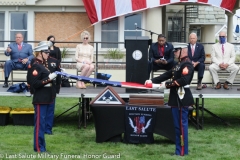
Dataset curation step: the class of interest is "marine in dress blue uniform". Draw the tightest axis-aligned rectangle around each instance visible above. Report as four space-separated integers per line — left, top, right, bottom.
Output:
27 41 57 153
45 56 61 135
146 43 194 156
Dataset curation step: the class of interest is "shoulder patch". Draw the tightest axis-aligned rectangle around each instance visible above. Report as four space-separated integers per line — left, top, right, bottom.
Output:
182 67 189 75
32 70 38 76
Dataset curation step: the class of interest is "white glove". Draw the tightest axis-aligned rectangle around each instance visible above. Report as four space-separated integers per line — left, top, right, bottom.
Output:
145 81 166 89
48 72 57 80
144 80 152 85
159 82 166 90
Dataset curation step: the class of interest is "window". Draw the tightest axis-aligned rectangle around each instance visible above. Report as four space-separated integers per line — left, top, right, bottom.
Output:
10 12 28 41
189 28 201 42
0 13 4 47
101 18 119 48
167 17 184 42
124 13 142 38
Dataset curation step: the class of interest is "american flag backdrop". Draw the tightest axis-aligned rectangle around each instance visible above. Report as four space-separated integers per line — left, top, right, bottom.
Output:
83 0 236 24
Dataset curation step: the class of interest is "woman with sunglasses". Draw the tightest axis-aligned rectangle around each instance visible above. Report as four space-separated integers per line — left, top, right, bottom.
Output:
75 30 94 89
27 41 59 153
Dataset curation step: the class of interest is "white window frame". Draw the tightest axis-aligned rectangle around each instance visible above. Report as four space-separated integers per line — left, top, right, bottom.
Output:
94 11 145 51
10 12 28 42
101 17 119 49
124 13 143 39
0 12 5 48
0 9 34 49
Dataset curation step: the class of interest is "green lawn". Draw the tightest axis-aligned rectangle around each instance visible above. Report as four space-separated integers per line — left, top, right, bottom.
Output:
0 97 240 160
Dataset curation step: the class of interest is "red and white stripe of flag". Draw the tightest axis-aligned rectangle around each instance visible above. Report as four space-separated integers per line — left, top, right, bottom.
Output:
83 0 236 24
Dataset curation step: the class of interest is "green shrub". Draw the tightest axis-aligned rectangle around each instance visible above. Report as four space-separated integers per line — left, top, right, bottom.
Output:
104 48 124 59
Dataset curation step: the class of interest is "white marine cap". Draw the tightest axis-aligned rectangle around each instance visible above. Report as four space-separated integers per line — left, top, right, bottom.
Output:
172 42 188 52
34 41 53 52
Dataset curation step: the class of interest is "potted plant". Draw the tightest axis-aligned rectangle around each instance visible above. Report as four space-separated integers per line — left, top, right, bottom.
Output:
104 48 124 64
235 54 240 62
61 47 72 63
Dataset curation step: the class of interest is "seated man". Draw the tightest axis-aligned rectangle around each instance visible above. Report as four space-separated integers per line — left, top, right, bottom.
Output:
188 33 205 90
148 34 175 79
3 32 34 88
209 31 239 90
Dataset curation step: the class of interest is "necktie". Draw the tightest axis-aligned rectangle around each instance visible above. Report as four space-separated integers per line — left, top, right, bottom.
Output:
159 46 163 57
222 44 224 55
191 45 194 57
18 44 22 51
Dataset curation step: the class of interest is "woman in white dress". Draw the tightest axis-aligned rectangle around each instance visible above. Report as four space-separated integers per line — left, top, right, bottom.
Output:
75 30 94 89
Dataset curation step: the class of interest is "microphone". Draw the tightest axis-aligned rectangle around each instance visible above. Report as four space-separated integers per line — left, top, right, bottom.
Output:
135 23 137 30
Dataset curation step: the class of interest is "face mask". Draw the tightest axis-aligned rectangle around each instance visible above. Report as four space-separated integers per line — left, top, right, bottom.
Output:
51 41 55 45
219 37 226 44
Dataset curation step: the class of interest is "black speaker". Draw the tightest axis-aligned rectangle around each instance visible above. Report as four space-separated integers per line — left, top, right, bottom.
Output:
125 36 149 93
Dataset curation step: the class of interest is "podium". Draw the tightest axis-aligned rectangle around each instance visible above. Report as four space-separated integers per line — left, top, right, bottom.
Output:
125 36 149 93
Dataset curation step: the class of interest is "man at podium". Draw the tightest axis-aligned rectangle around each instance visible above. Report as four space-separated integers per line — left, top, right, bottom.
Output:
147 34 175 79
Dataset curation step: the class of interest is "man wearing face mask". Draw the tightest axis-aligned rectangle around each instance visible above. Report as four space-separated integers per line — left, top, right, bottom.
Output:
47 35 62 63
209 31 239 90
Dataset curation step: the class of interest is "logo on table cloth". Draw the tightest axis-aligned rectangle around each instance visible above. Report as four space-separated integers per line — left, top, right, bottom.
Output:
128 116 152 134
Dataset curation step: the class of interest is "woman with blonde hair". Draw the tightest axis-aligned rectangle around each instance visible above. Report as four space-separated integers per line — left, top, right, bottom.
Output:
75 30 94 89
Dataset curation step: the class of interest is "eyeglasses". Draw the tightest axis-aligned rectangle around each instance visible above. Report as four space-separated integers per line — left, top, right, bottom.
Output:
83 37 89 40
219 36 226 38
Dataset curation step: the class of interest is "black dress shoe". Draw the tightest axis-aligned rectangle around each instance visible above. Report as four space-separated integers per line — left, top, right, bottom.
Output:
2 83 8 88
45 132 53 135
170 153 179 156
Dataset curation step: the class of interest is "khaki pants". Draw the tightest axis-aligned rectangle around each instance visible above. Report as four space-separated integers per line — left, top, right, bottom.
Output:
209 63 239 84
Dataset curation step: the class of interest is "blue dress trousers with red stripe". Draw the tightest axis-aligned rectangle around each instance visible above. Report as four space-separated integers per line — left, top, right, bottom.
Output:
152 56 194 156
45 57 61 134
27 58 58 152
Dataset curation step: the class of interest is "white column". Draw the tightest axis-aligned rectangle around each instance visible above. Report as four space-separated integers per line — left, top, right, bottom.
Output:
201 25 215 54
27 10 34 47
226 12 234 43
94 22 101 50
146 7 162 43
4 11 9 48
118 16 125 49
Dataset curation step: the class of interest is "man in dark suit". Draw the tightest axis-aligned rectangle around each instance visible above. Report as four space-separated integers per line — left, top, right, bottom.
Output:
148 34 175 79
188 33 205 90
3 32 34 88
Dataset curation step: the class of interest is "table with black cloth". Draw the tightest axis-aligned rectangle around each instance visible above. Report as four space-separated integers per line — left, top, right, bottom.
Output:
91 104 175 143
